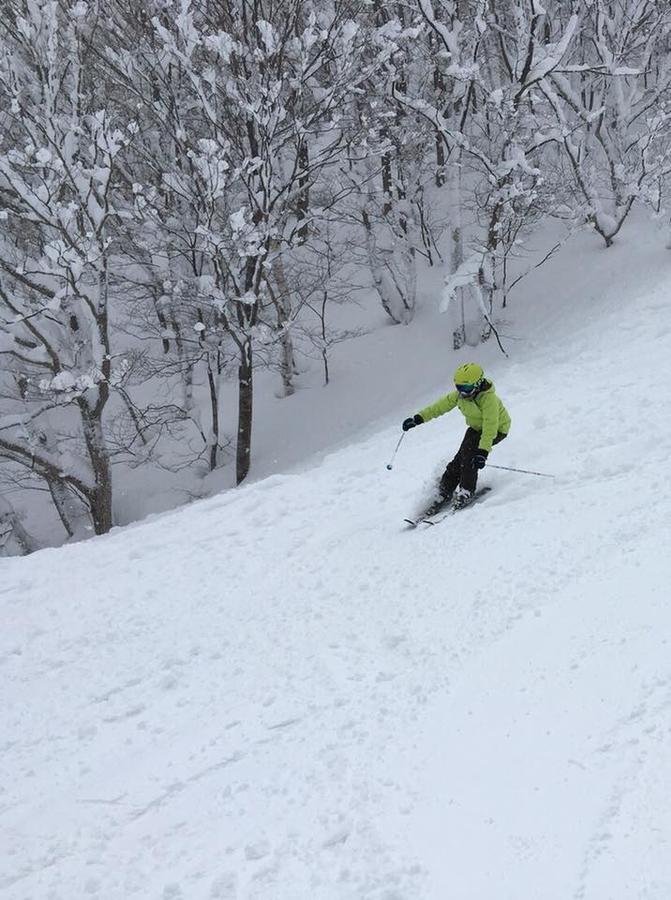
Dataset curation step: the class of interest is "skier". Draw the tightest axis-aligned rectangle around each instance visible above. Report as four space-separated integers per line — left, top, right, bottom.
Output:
402 362 511 511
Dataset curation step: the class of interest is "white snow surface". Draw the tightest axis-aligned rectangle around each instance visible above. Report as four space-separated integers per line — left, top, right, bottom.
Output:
3 227 671 899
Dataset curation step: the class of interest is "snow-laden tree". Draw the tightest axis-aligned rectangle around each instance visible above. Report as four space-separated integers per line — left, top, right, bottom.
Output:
336 2 451 329
0 0 134 537
105 0 395 483
392 0 579 346
349 3 426 326
542 0 671 246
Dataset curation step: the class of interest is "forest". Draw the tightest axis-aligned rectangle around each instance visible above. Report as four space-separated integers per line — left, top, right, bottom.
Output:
1 0 669 552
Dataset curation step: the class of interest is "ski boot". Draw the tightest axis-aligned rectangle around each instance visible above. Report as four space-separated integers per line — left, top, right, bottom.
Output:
421 494 452 519
452 486 473 510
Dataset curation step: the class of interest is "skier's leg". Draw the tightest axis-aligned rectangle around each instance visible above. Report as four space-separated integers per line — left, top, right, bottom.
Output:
457 428 481 494
440 429 477 498
459 431 506 496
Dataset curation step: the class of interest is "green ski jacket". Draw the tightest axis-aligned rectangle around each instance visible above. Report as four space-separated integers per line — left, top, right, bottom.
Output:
418 382 511 452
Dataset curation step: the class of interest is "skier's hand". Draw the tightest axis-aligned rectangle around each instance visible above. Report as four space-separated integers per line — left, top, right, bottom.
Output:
473 449 488 469
402 414 424 431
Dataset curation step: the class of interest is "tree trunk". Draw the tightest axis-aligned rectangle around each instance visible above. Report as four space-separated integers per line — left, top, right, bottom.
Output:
448 159 466 348
88 424 113 535
272 252 297 397
279 331 296 397
206 356 220 471
236 338 253 485
47 480 77 538
296 141 309 243
79 400 113 535
433 63 446 186
90 479 113 535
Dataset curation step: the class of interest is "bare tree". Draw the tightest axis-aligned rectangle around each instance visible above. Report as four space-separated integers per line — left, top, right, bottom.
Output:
543 0 671 246
106 0 394 483
0 0 133 536
392 0 579 345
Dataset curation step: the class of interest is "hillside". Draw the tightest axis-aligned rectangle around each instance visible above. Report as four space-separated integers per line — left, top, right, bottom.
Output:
3 222 671 899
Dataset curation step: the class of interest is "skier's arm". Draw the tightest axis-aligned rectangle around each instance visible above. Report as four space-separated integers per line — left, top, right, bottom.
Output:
417 391 458 423
477 391 499 451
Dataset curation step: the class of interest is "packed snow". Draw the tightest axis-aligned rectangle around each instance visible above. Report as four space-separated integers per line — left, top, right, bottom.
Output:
2 224 671 899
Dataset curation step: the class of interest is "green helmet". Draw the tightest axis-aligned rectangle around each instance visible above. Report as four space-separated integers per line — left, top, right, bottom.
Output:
453 362 485 397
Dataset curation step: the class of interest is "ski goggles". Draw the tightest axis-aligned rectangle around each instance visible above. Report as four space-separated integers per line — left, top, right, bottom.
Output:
455 382 478 395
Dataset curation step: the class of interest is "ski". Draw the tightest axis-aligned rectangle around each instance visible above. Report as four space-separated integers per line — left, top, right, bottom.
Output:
403 499 449 528
425 486 492 524
404 486 492 528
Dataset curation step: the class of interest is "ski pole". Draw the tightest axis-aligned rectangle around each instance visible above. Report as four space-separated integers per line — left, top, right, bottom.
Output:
488 463 555 479
386 432 406 471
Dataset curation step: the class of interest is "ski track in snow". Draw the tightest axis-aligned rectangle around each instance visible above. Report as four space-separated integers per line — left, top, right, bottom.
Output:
2 274 671 897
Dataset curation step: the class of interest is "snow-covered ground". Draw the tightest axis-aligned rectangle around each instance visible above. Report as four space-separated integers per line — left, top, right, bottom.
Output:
3 220 671 899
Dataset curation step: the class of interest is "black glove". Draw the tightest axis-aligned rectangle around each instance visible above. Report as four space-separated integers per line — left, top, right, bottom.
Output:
473 449 488 469
402 414 424 432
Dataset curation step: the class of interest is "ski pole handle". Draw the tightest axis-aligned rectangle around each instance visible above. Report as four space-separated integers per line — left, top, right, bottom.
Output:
386 432 406 471
488 463 554 478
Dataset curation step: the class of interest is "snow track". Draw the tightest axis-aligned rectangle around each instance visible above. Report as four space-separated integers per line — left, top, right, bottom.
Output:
3 270 671 897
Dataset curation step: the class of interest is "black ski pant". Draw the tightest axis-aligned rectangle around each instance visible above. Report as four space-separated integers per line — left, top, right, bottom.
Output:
439 427 507 497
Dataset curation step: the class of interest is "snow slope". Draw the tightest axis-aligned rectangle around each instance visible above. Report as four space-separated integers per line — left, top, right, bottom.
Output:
3 229 671 899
